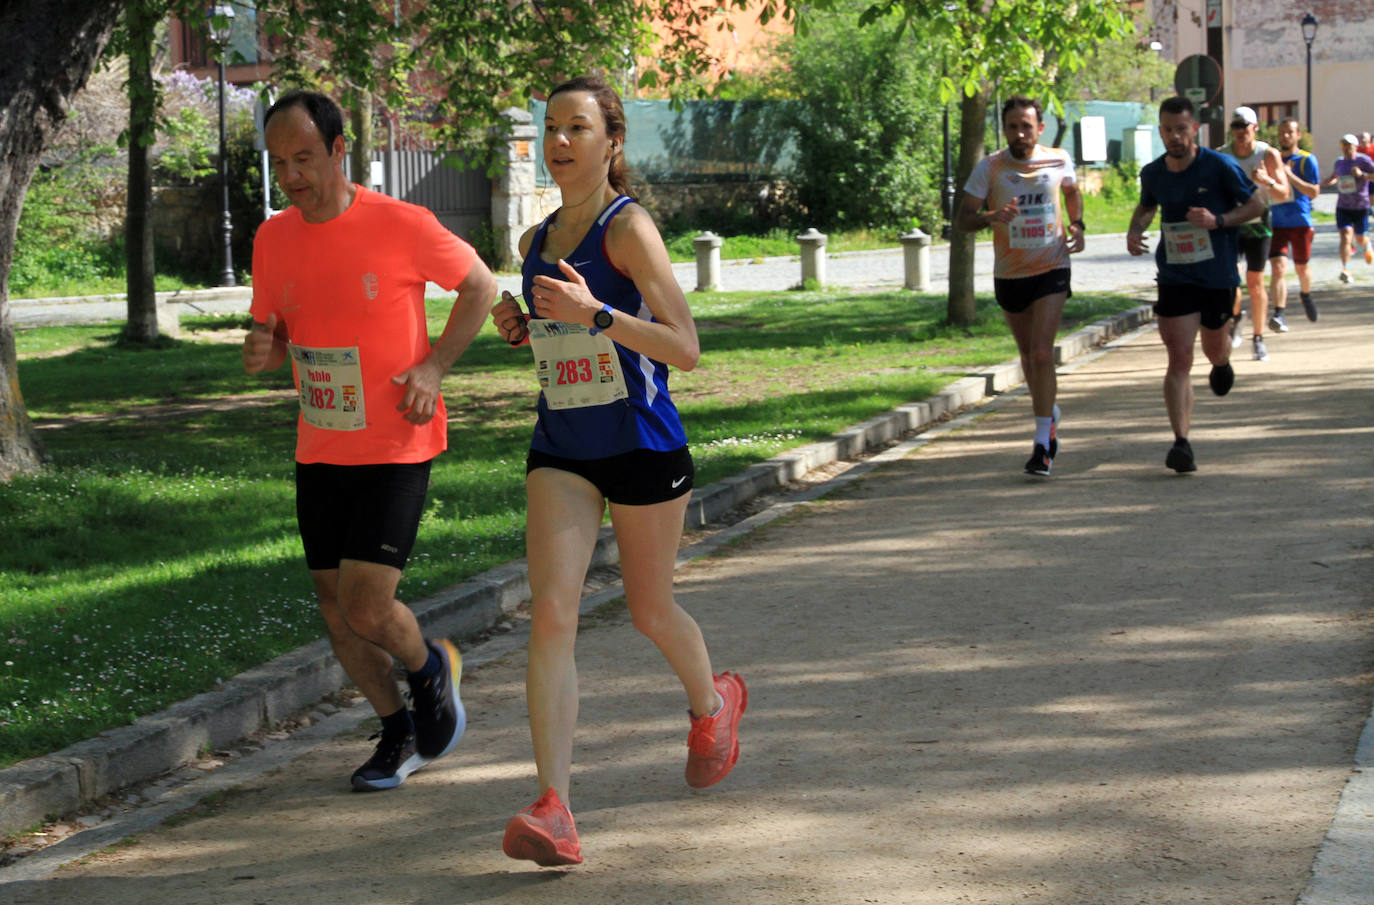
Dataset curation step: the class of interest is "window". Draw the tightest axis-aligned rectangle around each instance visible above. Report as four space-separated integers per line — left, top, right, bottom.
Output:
1250 102 1299 126
180 2 259 66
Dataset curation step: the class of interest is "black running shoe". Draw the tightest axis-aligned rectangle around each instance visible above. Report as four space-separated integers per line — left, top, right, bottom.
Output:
351 728 426 791
410 639 466 760
1165 438 1197 473
1024 443 1053 476
1208 362 1235 397
1301 293 1318 322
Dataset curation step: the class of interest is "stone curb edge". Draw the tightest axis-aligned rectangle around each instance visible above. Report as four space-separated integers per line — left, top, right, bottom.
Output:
0 303 1155 837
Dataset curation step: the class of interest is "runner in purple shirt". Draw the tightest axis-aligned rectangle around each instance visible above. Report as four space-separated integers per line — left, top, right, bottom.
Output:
1322 134 1374 282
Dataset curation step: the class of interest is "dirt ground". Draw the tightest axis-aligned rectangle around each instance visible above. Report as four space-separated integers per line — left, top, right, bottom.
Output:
3 292 1372 905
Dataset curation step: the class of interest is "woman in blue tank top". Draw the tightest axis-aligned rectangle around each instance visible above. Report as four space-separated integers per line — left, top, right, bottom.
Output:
490 76 747 868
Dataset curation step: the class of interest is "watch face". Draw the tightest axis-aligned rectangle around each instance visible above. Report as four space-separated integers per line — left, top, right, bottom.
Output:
594 308 614 329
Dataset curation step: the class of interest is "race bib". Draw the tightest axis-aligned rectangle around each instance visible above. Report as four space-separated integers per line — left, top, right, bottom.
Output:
528 320 627 411
1009 202 1059 249
1338 174 1358 194
1162 221 1215 265
290 344 366 431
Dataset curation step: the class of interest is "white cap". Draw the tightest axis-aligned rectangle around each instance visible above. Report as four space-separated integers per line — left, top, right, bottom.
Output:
1230 106 1258 126
1342 133 1359 145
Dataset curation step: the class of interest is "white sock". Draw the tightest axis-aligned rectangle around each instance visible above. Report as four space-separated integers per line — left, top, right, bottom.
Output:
1034 416 1053 448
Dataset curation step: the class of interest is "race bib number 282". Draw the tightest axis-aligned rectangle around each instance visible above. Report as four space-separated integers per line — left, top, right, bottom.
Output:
290 344 367 431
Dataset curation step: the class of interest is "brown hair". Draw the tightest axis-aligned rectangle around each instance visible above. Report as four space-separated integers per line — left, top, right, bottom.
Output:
1001 95 1043 125
548 75 634 198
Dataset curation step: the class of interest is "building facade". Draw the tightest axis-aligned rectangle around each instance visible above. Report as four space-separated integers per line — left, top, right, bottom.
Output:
1149 0 1374 157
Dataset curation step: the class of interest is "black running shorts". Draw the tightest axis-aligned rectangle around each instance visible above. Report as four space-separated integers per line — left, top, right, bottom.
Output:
295 460 432 571
526 445 694 506
1237 232 1271 273
993 267 1072 314
1154 282 1236 330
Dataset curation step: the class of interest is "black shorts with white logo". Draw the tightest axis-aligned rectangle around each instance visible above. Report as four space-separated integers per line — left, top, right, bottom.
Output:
295 459 432 571
993 267 1073 313
527 445 694 506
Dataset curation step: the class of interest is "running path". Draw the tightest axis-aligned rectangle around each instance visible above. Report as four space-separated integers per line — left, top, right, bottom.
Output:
4 288 1369 902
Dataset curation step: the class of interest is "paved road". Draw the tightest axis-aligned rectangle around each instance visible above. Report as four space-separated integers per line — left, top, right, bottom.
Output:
8 217 1363 326
2 286 1370 901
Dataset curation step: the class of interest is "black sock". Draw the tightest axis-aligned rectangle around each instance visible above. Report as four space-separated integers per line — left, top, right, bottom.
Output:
407 647 441 685
1175 434 1188 446
380 708 414 738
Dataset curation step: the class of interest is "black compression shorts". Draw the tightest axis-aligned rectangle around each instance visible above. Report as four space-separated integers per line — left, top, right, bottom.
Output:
295 460 432 571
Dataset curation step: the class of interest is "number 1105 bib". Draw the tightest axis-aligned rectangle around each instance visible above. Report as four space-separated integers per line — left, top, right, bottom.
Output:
528 320 628 410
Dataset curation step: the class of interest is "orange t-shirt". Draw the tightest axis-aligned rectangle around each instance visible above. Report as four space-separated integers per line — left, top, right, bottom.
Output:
250 186 477 465
963 145 1077 279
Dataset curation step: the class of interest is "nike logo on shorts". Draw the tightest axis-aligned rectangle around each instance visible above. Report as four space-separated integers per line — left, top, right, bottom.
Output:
671 475 687 488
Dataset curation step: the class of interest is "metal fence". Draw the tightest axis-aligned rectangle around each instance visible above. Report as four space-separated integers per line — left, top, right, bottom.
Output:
344 151 490 243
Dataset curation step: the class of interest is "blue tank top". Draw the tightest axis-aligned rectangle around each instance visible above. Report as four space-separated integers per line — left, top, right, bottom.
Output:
521 195 688 459
1272 150 1318 228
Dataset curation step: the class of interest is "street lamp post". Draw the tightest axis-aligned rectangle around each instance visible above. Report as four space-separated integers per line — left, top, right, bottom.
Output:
209 4 236 287
1302 13 1318 135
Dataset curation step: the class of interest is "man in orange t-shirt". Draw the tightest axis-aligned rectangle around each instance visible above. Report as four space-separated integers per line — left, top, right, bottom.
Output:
243 91 497 792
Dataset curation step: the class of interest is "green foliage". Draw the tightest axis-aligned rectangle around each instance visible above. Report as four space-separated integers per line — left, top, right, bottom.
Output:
772 7 944 230
1055 19 1174 104
1097 161 1141 204
851 0 1134 115
11 165 125 297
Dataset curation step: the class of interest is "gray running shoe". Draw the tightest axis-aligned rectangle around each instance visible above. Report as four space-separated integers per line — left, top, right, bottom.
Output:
1252 336 1269 362
1229 316 1244 348
351 728 426 791
1269 310 1288 332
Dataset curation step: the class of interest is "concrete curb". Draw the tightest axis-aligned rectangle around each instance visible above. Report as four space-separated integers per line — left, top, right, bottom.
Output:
7 286 253 309
0 302 1154 836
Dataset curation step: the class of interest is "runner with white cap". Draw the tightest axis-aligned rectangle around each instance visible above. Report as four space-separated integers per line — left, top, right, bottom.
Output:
1322 134 1374 283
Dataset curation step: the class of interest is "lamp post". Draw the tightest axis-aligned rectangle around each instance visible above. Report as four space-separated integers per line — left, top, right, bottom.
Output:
209 3 236 287
1301 13 1317 135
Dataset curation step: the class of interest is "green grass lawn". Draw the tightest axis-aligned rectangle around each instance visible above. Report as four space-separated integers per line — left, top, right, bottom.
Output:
0 287 1148 769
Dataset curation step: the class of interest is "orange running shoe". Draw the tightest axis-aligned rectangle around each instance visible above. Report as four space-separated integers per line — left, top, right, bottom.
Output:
503 788 583 866
685 671 748 788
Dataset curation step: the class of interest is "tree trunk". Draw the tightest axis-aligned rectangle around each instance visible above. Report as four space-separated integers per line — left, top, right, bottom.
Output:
350 94 373 191
124 0 159 344
947 86 991 326
0 0 126 480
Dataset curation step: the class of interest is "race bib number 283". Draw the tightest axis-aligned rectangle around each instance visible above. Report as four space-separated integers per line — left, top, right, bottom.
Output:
528 320 628 410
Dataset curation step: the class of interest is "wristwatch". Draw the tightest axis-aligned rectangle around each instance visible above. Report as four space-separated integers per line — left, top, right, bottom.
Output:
1070 219 1085 230
590 304 614 335
1216 213 1225 229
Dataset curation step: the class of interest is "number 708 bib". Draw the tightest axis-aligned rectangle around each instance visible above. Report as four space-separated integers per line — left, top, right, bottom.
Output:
528 320 628 410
